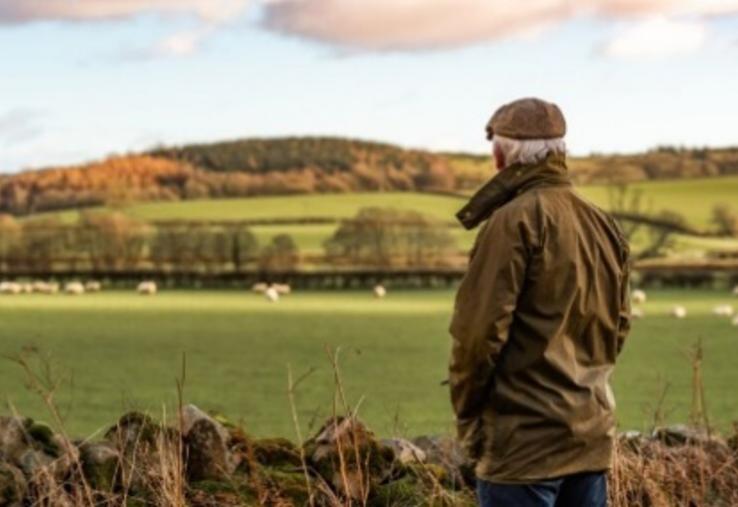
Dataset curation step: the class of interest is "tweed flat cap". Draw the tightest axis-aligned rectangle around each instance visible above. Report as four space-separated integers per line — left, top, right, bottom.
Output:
486 97 566 140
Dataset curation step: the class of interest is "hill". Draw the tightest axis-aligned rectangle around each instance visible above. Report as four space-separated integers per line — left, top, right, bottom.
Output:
1 137 737 216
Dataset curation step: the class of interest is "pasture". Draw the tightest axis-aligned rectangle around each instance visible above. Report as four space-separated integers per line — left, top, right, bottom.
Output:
47 176 738 230
39 177 738 257
1 288 737 438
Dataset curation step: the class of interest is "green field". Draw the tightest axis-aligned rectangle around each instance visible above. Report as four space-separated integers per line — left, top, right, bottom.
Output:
1 289 737 438
50 176 738 229
41 176 738 256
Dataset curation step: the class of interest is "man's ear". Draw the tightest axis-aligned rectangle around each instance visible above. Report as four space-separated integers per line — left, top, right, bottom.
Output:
493 142 506 171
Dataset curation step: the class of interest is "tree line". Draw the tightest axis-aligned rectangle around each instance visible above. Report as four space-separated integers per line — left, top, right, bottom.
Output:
0 208 458 276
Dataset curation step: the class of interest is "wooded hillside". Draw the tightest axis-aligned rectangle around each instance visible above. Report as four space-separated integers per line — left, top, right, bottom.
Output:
1 137 736 216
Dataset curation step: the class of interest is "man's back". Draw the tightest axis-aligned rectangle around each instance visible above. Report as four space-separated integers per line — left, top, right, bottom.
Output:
449 153 631 483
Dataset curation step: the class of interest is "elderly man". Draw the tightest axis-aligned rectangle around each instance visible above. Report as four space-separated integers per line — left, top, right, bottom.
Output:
449 98 631 507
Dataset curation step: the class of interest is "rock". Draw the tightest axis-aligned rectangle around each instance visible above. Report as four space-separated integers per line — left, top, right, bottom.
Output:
652 425 717 447
0 417 28 461
79 441 120 491
251 437 302 469
381 438 426 465
412 435 475 489
24 420 62 457
305 417 394 501
181 405 236 481
16 448 74 482
0 462 26 507
105 412 162 453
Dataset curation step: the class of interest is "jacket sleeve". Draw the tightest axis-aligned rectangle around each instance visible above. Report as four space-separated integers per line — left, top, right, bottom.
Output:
616 244 632 356
448 210 533 455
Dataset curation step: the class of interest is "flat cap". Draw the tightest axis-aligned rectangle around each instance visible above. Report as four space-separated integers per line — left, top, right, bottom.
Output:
486 97 566 140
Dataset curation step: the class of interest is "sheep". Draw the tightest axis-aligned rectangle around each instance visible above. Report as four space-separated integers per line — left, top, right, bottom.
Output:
373 284 387 299
252 282 269 294
631 289 647 305
671 305 687 319
64 282 85 295
32 281 49 293
712 304 735 317
631 307 644 319
264 286 280 303
137 281 157 295
272 283 291 295
20 283 33 294
85 281 102 293
0 282 22 295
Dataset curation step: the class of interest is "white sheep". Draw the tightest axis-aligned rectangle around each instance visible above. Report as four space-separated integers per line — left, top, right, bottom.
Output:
0 282 22 295
137 281 157 295
631 307 644 319
712 304 735 317
85 281 102 293
631 289 647 305
671 305 687 319
251 282 269 293
264 286 280 303
64 282 85 295
272 283 291 295
373 284 387 299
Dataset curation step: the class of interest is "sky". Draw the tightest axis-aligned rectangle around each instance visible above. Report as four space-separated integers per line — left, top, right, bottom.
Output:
0 0 737 173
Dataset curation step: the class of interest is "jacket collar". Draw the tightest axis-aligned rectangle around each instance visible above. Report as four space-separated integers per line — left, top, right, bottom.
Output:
456 152 571 230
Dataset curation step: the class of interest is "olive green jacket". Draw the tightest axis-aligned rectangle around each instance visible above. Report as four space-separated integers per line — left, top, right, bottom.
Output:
449 153 631 483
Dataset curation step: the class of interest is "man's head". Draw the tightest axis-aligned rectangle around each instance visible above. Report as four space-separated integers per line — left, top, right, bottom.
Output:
486 98 567 171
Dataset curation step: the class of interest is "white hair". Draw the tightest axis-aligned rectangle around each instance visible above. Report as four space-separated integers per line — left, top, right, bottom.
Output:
494 135 566 167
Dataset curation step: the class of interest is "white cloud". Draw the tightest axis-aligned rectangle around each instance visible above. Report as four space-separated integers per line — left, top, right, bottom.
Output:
0 0 736 56
604 17 707 58
260 0 738 52
0 0 250 24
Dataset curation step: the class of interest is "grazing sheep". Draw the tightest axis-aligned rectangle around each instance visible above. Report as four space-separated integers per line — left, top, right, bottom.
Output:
712 304 735 317
631 289 647 304
264 286 280 303
631 307 644 319
251 282 269 293
0 282 22 295
273 283 291 295
20 283 33 294
64 282 85 295
137 281 157 295
373 284 387 299
671 305 687 319
85 281 102 293
32 281 49 293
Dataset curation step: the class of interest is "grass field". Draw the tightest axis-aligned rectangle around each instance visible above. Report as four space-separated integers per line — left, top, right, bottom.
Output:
48 176 738 230
42 176 738 256
1 289 737 439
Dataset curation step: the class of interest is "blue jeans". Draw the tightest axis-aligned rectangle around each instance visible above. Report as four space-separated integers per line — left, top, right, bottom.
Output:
477 472 608 507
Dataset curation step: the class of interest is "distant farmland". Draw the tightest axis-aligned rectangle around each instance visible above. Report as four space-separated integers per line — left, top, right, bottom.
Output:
37 176 738 255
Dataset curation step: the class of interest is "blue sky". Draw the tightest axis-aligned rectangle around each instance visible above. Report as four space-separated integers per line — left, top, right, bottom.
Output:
0 0 737 173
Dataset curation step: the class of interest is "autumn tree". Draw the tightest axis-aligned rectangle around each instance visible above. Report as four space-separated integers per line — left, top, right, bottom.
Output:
259 234 299 273
324 207 456 268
